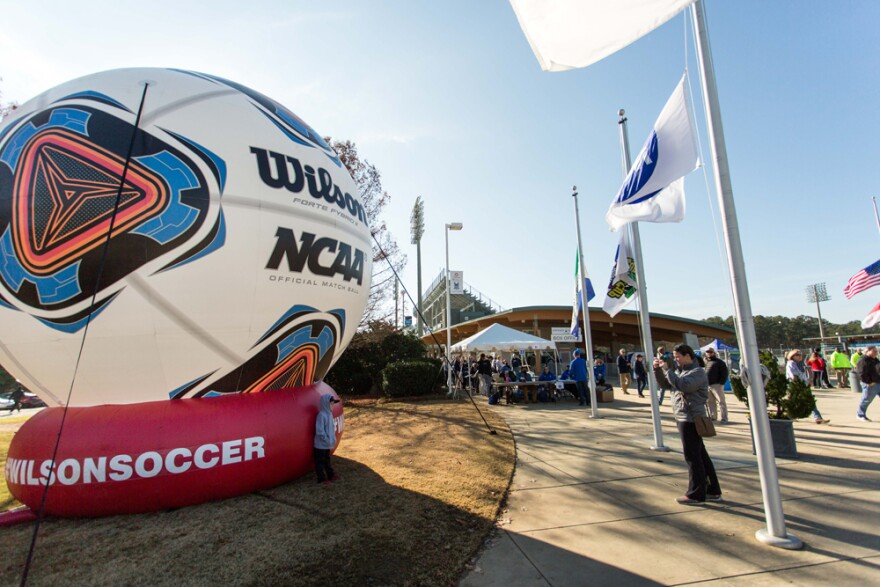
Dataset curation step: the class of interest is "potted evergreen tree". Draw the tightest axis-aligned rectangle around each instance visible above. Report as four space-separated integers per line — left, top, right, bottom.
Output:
729 351 817 458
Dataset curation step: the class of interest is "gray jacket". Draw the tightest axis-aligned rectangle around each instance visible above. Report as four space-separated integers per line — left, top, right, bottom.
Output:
653 361 709 422
314 394 337 450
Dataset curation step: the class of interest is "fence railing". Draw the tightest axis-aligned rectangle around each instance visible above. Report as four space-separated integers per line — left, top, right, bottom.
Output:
422 270 505 314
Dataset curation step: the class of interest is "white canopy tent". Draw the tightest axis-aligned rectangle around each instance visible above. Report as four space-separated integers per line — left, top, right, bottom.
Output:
450 323 559 380
450 323 557 354
448 323 561 400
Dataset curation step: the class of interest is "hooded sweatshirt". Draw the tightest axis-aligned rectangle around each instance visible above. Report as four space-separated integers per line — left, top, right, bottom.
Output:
314 394 337 450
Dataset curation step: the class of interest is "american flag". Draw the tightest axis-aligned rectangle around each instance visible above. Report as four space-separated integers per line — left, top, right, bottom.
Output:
844 259 880 299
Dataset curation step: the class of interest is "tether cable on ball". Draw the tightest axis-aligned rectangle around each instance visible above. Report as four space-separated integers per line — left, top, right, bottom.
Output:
19 83 151 587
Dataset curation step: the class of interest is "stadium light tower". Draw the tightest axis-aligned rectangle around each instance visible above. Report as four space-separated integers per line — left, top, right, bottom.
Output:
805 282 830 340
410 197 425 336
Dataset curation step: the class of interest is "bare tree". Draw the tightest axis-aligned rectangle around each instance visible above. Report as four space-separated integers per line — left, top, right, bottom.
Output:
326 138 406 327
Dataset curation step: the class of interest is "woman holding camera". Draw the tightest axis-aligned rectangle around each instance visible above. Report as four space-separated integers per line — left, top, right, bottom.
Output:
653 344 722 505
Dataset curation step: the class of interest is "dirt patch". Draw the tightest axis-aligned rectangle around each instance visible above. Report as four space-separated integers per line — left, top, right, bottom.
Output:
1 398 514 585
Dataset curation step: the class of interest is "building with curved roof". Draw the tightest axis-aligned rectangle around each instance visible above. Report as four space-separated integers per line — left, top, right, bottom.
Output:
420 304 735 365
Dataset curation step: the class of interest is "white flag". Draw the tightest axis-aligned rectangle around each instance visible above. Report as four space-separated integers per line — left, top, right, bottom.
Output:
605 75 699 231
603 229 638 318
863 302 880 329
570 252 596 337
509 0 695 72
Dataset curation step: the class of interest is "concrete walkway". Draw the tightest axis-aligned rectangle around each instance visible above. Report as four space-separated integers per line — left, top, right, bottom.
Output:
461 385 880 586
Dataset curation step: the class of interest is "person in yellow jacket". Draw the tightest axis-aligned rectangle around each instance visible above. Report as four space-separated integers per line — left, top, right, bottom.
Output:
830 348 852 388
851 348 863 371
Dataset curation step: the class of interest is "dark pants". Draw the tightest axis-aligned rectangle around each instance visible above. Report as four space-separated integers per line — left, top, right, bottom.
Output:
313 447 335 483
636 378 647 396
676 421 721 501
575 381 591 406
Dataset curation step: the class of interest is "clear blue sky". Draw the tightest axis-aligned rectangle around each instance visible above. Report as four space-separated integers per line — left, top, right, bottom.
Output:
3 0 879 325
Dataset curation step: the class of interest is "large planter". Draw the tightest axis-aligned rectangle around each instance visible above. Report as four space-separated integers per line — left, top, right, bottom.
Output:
850 370 863 394
748 416 797 459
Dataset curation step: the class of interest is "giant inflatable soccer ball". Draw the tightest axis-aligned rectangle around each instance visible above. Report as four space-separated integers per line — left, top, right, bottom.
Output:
0 68 369 516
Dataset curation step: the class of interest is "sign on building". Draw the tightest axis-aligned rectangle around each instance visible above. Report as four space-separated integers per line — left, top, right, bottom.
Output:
551 326 582 342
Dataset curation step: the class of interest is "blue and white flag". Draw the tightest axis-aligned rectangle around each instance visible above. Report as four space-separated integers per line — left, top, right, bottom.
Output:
603 229 638 318
605 75 699 231
570 252 596 337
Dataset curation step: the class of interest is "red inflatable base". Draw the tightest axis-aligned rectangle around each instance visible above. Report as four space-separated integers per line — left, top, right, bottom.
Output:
0 507 37 526
4 383 342 517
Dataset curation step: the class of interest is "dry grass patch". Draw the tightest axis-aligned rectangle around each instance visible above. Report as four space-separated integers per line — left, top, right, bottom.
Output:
1 398 514 586
1 413 32 511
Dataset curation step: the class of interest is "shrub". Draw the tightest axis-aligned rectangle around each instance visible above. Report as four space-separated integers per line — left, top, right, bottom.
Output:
729 350 817 420
381 332 428 364
381 360 442 398
783 377 817 420
325 347 376 395
324 323 430 396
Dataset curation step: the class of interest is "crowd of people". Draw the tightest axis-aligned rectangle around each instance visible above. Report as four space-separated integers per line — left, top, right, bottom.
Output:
440 340 879 506
442 342 879 424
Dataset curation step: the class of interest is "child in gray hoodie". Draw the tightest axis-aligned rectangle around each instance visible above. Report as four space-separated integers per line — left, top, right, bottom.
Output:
314 394 340 484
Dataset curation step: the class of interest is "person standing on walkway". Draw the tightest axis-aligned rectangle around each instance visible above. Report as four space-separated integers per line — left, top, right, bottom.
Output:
786 350 830 424
806 352 827 389
653 344 721 504
617 349 632 395
703 348 729 422
814 347 833 389
655 346 674 405
830 348 851 388
855 345 880 422
570 349 591 406
477 353 493 396
633 354 648 398
851 348 863 371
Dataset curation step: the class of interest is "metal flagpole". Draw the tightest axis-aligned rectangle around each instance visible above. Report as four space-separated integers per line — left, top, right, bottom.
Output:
692 0 801 549
572 187 600 417
873 196 880 236
618 110 668 451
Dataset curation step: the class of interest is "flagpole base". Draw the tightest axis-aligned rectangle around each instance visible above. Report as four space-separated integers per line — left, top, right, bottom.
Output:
756 529 803 550
589 414 603 419
650 445 671 452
